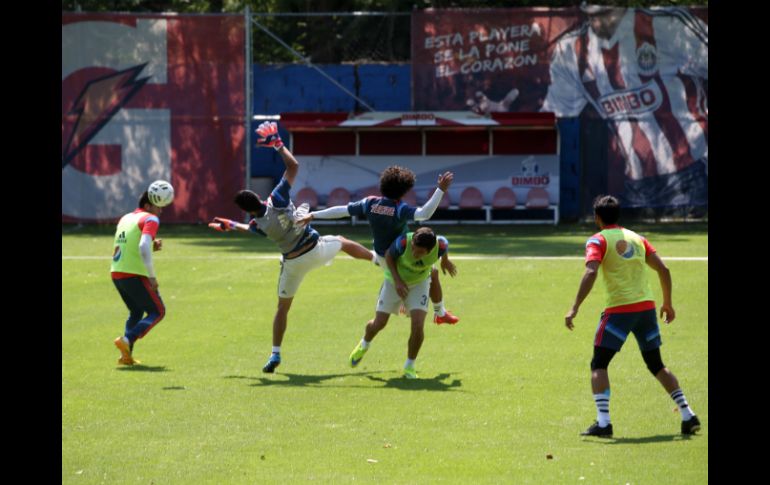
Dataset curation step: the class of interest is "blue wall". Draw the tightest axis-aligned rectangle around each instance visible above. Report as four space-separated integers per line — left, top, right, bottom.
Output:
251 63 411 182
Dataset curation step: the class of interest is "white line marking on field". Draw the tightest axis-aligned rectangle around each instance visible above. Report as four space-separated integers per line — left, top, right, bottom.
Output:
62 255 708 261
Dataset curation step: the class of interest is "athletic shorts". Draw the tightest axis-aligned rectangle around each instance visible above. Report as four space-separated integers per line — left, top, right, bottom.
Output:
278 236 342 298
376 277 431 315
594 308 662 352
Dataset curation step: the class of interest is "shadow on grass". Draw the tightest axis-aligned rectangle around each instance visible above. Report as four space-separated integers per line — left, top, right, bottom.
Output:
224 371 464 391
116 365 169 372
366 372 463 391
583 434 694 444
225 371 380 388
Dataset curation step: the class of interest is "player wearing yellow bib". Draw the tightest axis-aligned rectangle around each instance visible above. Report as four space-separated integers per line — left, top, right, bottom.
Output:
111 189 168 365
565 195 700 437
348 227 457 379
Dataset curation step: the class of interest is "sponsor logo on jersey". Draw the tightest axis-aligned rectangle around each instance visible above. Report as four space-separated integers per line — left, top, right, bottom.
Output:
370 204 396 216
598 81 662 119
615 239 635 259
636 42 658 76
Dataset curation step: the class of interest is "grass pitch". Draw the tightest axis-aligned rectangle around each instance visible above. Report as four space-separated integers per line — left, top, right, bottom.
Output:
62 223 707 484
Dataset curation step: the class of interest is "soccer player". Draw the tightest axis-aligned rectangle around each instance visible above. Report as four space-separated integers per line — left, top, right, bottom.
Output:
209 121 378 373
298 166 460 325
348 227 457 379
469 4 708 210
110 186 169 365
565 195 700 437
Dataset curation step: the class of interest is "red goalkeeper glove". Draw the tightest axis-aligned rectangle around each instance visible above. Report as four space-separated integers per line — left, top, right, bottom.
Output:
208 217 237 232
256 121 284 150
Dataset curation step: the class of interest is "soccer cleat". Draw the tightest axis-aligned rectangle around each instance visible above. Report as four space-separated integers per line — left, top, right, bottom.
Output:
117 356 140 366
262 353 281 373
580 421 613 437
404 365 420 379
114 337 132 361
433 310 459 325
403 365 419 379
681 415 701 435
349 342 368 367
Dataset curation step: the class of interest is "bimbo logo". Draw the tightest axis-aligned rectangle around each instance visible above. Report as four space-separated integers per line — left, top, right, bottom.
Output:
511 157 549 186
598 81 662 119
401 113 436 126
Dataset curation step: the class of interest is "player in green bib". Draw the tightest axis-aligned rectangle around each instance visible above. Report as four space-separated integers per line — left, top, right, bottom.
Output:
348 227 457 379
111 188 170 365
565 195 701 437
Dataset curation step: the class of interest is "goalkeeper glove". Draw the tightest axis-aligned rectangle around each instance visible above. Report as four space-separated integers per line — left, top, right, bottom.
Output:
256 121 284 150
209 217 237 232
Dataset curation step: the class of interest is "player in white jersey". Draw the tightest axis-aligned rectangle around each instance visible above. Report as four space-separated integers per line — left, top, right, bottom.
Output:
470 4 708 210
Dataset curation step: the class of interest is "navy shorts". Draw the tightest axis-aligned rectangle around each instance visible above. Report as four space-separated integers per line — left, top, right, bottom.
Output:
594 309 662 352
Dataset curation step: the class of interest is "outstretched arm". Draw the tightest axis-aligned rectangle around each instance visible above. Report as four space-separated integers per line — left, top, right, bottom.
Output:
297 205 351 226
256 121 298 186
208 217 252 233
276 146 299 187
564 260 600 330
414 172 454 221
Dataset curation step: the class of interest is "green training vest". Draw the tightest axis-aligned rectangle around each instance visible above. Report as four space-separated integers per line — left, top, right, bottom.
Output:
384 232 440 286
110 211 151 276
599 227 655 308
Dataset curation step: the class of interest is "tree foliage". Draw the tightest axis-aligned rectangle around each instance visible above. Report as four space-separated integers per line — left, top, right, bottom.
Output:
63 0 707 63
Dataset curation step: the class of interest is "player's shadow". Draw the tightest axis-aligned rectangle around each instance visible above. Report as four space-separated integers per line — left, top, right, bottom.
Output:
224 371 380 387
586 434 694 444
366 372 463 392
116 365 169 372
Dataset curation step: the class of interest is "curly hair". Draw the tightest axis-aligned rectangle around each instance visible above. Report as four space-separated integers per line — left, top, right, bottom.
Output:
379 165 416 200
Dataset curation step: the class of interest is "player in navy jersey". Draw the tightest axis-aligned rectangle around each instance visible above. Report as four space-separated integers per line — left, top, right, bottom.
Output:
299 165 460 324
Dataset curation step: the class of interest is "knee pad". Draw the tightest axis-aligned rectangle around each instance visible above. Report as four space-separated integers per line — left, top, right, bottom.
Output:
642 348 665 375
590 346 616 370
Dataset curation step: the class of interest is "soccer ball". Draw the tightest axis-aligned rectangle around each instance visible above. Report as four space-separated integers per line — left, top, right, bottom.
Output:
148 180 175 207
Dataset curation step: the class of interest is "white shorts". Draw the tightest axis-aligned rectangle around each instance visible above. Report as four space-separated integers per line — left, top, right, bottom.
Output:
278 236 342 298
376 277 431 315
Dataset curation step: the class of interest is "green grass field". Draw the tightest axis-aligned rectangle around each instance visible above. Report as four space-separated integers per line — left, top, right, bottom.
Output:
62 223 707 484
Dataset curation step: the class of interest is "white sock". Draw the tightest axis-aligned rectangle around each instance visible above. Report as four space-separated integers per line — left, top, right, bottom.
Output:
405 358 415 368
272 346 281 354
370 250 378 264
360 338 370 349
122 336 130 345
670 388 695 420
594 390 611 427
433 300 446 317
